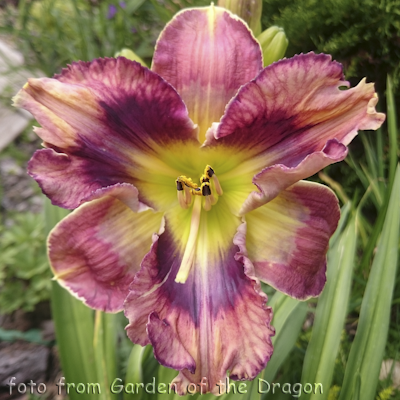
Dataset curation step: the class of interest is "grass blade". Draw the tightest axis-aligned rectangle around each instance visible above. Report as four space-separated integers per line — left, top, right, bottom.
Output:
262 292 308 386
301 214 357 400
386 76 398 191
338 165 400 400
123 345 145 400
360 76 398 272
45 198 98 400
93 311 119 400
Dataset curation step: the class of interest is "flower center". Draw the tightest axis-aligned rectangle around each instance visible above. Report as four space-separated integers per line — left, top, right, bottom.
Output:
174 165 223 284
175 165 223 211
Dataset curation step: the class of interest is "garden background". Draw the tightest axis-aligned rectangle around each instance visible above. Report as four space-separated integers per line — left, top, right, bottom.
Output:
0 0 399 399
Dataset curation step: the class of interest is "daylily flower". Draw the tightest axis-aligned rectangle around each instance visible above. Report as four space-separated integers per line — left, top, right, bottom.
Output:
14 5 384 395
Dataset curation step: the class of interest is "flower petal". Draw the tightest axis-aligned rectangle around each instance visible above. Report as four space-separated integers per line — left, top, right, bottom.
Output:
124 208 273 394
14 57 197 209
152 5 262 143
28 148 129 210
245 181 340 300
48 183 163 312
240 139 347 214
208 52 384 167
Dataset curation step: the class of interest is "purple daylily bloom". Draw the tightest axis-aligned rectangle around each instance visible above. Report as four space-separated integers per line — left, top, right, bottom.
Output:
13 5 385 395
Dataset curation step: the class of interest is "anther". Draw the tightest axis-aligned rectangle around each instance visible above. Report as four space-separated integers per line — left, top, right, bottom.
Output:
176 177 190 208
205 165 215 178
201 182 211 196
205 165 222 195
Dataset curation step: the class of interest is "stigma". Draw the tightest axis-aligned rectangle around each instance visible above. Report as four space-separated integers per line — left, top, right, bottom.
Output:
176 165 223 211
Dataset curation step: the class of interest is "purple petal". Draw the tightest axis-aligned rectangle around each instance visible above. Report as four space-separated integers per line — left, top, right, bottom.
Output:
48 183 163 312
124 217 274 394
212 53 384 158
205 53 384 171
205 53 384 212
246 181 340 299
240 139 347 214
14 58 197 209
152 5 262 143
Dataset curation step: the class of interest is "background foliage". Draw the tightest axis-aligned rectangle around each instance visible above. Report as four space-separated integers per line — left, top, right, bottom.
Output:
261 0 400 94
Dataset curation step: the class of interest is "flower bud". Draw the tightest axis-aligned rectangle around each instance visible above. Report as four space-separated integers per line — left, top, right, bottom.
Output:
257 26 288 66
114 49 147 67
218 0 262 35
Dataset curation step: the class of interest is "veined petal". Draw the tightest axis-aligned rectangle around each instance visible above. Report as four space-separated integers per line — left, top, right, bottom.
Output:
124 203 274 394
208 52 384 169
13 57 197 209
28 148 131 210
152 5 262 143
240 139 347 214
48 183 163 312
245 181 340 300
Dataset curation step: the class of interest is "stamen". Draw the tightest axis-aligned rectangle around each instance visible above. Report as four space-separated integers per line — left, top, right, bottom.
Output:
205 165 223 195
203 195 212 211
184 185 192 205
201 182 211 196
176 165 222 210
204 165 215 178
177 190 188 209
176 179 188 209
176 180 183 191
175 196 202 283
212 175 223 195
210 193 217 205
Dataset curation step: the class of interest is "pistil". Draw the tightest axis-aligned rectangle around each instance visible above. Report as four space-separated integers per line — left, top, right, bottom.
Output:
174 165 223 283
175 196 202 283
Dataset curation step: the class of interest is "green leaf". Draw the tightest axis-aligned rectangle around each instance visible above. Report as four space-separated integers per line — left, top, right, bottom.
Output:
123 344 145 400
262 291 308 384
45 198 98 400
301 214 357 400
93 311 119 400
338 165 400 400
360 75 398 273
386 76 399 192
51 282 99 399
